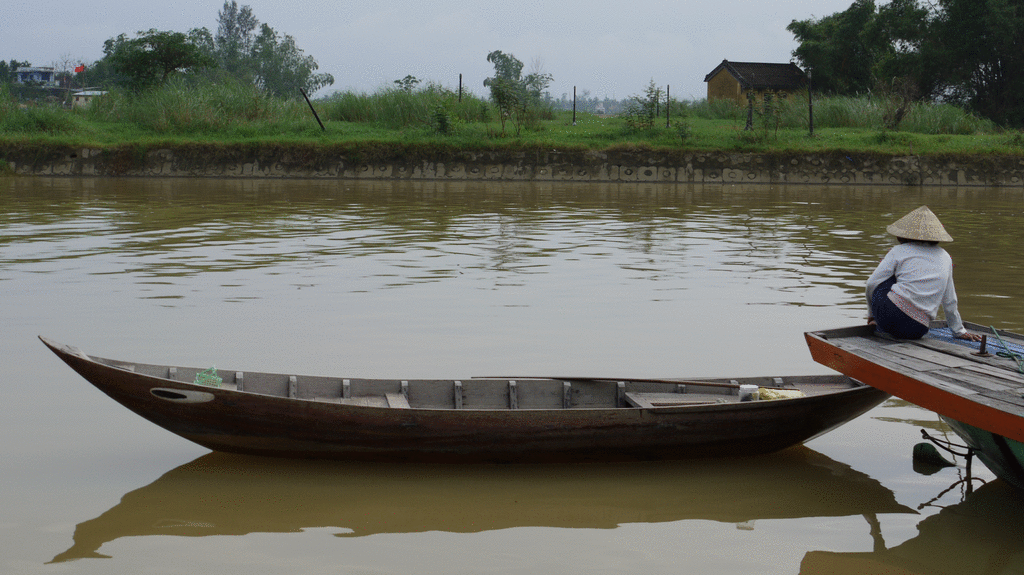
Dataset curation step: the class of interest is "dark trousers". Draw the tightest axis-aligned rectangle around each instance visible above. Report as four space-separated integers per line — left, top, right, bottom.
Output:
871 276 929 339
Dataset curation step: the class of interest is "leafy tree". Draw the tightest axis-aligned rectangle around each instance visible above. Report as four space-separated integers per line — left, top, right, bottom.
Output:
926 0 1024 126
787 0 879 94
483 50 552 136
394 75 421 92
215 1 258 79
250 23 333 97
209 2 333 97
622 80 661 131
102 29 216 90
863 0 930 88
0 60 31 84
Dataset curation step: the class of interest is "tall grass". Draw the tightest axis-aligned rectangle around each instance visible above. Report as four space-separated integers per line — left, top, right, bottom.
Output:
0 84 83 135
682 93 995 135
320 83 490 130
85 78 308 135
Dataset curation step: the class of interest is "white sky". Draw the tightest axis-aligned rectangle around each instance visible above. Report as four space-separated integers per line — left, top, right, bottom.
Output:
3 0 855 100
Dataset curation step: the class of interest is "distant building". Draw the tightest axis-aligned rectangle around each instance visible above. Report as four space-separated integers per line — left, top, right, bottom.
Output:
14 66 57 87
71 90 107 109
704 60 806 104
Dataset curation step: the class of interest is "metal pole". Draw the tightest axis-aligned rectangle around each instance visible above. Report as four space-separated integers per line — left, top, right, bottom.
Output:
573 86 576 125
666 85 670 128
459 73 463 103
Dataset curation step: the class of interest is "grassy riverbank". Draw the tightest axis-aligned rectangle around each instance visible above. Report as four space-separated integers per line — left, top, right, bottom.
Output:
2 81 1023 167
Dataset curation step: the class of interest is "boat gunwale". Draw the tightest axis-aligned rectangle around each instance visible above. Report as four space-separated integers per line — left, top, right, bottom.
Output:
41 336 874 415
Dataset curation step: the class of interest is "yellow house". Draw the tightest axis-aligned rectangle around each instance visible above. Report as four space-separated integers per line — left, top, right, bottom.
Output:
704 60 806 104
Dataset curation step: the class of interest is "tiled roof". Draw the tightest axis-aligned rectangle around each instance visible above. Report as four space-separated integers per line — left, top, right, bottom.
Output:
704 60 806 90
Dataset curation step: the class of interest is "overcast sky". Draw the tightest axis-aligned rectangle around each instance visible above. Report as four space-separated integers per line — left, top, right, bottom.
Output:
5 0 855 100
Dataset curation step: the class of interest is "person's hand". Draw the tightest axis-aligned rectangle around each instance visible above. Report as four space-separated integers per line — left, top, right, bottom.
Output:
957 331 983 342
867 318 876 326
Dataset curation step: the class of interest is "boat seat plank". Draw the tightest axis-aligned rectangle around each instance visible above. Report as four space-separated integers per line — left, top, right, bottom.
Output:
624 392 725 409
319 396 389 407
386 393 411 409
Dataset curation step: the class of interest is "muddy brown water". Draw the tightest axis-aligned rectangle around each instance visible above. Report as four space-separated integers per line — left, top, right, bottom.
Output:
2 177 1023 574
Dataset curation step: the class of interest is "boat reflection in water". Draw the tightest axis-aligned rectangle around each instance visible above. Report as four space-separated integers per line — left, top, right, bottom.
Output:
52 446 912 563
801 479 1024 574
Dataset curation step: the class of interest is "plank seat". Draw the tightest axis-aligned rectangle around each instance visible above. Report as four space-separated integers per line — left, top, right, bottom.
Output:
624 392 726 409
318 396 389 407
386 392 411 409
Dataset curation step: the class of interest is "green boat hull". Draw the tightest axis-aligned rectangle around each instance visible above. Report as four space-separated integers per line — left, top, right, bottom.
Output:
942 417 1024 490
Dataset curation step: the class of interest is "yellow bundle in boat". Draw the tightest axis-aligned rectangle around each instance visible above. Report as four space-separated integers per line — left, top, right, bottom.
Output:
194 366 222 387
758 388 805 401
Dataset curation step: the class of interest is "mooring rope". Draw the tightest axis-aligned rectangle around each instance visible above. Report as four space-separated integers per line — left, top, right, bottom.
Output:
990 325 1024 374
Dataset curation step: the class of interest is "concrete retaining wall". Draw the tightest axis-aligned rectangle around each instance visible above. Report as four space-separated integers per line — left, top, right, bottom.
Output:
6 146 1024 187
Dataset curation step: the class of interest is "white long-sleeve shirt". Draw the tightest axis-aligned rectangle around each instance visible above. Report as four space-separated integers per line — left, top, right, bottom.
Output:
865 242 967 335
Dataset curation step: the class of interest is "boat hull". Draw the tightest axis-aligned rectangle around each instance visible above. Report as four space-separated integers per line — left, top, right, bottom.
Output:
941 417 1024 491
805 322 1024 488
42 337 889 462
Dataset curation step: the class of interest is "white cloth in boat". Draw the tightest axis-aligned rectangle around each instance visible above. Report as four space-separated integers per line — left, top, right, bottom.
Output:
866 242 967 335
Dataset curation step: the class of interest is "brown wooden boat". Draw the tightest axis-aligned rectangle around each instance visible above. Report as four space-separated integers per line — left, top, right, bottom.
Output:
40 336 889 462
805 321 1024 489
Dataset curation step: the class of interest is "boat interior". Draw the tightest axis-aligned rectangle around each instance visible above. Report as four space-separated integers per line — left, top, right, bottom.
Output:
88 349 853 410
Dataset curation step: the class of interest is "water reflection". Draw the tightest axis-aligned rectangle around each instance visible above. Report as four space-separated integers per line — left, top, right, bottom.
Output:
800 479 1024 574
51 446 912 563
3 178 1023 328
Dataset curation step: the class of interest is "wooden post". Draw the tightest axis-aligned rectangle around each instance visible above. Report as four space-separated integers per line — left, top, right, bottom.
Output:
300 88 326 132
572 86 577 125
459 73 463 103
808 69 814 137
666 85 670 128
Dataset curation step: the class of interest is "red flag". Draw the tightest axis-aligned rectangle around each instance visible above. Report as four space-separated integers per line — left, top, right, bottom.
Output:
74 65 85 73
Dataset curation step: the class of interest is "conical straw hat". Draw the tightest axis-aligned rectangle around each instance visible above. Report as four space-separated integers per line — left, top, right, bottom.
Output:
886 206 953 242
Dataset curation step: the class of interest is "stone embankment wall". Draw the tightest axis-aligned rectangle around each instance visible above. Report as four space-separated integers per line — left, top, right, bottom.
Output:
5 146 1024 187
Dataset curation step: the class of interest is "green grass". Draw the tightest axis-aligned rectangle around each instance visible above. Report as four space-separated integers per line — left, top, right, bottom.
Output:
1 81 1021 158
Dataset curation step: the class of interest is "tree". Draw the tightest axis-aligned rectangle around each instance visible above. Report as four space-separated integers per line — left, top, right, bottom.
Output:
0 59 31 84
622 80 661 131
864 0 931 87
394 75 421 92
215 1 258 79
926 0 1024 126
250 24 333 97
787 0 879 95
210 2 333 97
103 29 216 90
789 0 1024 126
483 50 552 136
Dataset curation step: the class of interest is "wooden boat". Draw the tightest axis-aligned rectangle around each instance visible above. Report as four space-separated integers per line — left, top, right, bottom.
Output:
805 321 1024 489
40 336 889 462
